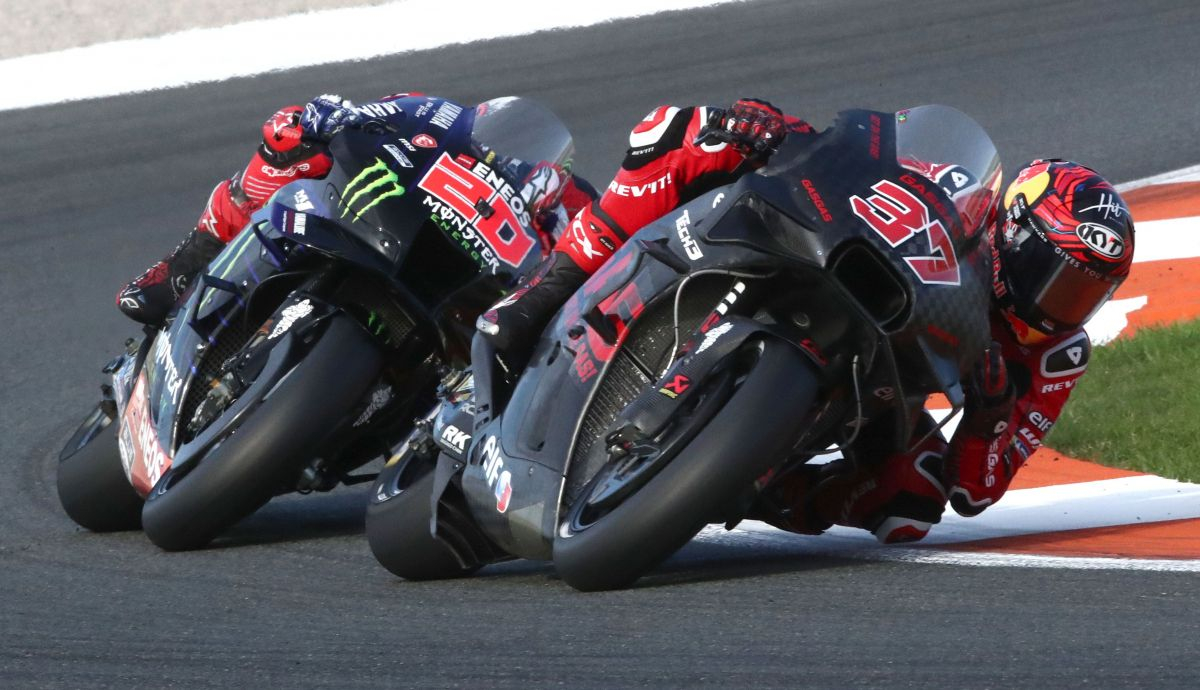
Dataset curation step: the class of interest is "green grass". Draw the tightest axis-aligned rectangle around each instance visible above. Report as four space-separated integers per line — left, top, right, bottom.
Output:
1047 319 1200 483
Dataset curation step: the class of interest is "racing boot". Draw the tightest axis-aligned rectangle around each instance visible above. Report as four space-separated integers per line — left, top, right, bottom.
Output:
476 251 588 374
751 449 949 544
116 227 224 326
747 462 837 535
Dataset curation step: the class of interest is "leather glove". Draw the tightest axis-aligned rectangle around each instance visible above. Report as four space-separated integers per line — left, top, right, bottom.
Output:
299 94 362 143
712 98 788 156
967 343 1015 422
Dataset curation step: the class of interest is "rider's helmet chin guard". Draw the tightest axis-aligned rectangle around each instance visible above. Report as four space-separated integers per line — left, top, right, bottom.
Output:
991 159 1135 346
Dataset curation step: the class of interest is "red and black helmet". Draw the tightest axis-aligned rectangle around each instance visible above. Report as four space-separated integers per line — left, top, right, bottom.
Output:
991 159 1135 343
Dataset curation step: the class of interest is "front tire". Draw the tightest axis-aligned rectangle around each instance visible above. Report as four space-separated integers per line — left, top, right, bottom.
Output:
553 339 821 591
141 315 383 551
57 408 143 532
366 455 482 581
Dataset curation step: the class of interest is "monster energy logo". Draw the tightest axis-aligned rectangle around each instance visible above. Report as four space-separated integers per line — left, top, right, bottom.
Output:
340 158 405 220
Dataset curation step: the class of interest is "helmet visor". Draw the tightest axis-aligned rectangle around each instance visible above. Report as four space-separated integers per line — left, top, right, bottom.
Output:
1031 260 1120 329
1005 220 1120 332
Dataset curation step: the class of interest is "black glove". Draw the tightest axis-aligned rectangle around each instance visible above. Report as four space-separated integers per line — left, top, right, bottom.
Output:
299 94 362 143
703 98 788 157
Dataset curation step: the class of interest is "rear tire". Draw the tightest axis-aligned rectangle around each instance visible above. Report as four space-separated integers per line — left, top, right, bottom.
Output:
553 339 820 591
366 455 482 581
57 414 143 532
141 315 383 551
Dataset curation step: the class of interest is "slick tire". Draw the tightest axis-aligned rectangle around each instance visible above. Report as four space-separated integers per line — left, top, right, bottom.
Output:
366 457 481 581
141 315 383 551
553 339 820 591
57 419 143 532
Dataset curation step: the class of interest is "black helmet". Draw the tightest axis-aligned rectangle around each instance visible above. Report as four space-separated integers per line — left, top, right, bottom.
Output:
992 159 1135 344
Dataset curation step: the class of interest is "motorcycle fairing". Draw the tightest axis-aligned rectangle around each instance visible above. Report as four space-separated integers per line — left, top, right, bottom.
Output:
269 96 545 286
456 108 998 560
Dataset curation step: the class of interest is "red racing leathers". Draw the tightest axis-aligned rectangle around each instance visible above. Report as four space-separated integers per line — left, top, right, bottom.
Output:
554 104 814 272
547 102 1090 544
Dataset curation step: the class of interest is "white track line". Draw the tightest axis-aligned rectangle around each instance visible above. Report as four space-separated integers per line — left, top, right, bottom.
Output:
0 0 745 112
695 523 1200 572
695 472 1200 571
1117 163 1200 191
1129 216 1200 264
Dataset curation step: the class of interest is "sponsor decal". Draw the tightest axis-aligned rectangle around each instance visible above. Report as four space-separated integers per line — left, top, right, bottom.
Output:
697 322 733 353
261 162 311 178
570 216 602 261
608 171 673 198
802 179 833 222
120 375 170 495
152 332 184 405
425 197 500 270
494 470 513 513
658 374 691 399
288 211 307 236
382 144 413 169
1018 427 1042 450
984 437 1003 488
480 435 513 513
1078 192 1127 221
415 100 435 118
293 188 315 212
396 138 418 152
429 101 464 130
441 424 471 451
340 158 405 221
868 114 882 160
1027 410 1054 433
851 178 960 286
1040 379 1077 394
1040 332 1090 378
713 192 726 208
1076 222 1127 260
417 152 536 270
269 299 314 339
412 133 437 148
353 386 393 427
675 209 703 260
352 101 402 119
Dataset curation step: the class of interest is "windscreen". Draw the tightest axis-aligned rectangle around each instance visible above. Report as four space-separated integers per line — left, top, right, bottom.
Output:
470 97 576 172
894 105 1002 235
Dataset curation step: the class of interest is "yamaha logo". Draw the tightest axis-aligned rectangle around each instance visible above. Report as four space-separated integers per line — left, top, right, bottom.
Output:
1076 222 1126 260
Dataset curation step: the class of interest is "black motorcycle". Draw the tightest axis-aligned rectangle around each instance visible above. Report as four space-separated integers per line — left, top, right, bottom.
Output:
57 96 577 550
365 105 1003 590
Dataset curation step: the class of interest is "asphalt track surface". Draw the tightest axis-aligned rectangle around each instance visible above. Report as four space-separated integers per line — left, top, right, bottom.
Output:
3 1 1200 686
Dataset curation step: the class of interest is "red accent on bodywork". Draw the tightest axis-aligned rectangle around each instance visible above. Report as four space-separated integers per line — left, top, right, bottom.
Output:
120 373 172 497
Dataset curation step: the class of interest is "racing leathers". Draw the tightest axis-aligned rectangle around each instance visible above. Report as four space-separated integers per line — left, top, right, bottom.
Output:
479 98 1089 544
116 93 594 326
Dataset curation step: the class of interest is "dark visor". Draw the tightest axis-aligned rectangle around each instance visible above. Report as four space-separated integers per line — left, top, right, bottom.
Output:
1005 218 1121 332
1030 260 1120 328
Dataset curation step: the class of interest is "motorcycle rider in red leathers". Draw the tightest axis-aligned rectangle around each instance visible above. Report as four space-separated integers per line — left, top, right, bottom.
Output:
477 99 1136 543
116 93 596 326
